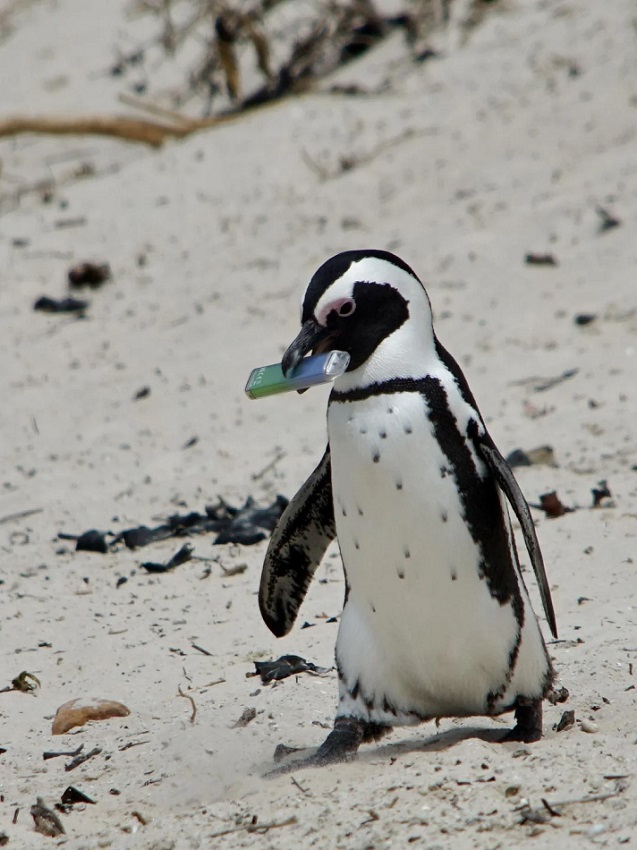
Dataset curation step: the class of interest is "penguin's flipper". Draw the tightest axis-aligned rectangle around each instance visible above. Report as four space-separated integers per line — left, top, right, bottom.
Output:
478 439 558 639
259 447 336 638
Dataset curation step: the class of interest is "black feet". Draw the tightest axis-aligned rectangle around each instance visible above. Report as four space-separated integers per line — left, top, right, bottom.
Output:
265 717 391 777
501 699 543 743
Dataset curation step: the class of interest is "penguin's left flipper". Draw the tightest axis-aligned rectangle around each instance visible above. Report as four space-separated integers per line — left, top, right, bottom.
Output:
259 448 336 638
478 437 558 639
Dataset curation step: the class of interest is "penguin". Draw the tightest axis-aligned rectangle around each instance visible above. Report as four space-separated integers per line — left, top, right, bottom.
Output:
259 249 557 771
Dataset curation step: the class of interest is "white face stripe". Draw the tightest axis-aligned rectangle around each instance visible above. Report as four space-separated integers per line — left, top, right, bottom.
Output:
308 256 440 387
312 257 431 325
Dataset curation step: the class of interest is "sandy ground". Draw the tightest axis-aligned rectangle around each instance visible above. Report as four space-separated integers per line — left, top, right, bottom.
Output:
1 0 636 847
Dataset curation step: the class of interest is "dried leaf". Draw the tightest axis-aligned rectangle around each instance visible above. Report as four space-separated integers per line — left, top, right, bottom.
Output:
233 707 257 728
252 654 332 683
11 671 40 692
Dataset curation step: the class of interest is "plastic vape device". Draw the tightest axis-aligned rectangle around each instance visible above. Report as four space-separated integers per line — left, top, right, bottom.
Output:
245 350 350 399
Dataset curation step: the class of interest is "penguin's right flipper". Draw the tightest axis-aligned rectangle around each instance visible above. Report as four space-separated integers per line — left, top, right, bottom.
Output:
259 447 336 637
478 438 558 639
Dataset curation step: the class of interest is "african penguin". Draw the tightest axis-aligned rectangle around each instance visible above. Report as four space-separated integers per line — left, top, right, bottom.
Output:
259 249 557 771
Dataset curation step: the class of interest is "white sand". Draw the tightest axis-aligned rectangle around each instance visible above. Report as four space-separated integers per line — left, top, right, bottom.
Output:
1 0 636 846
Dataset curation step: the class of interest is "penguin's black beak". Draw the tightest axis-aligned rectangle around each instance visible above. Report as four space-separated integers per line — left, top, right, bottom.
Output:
282 318 334 378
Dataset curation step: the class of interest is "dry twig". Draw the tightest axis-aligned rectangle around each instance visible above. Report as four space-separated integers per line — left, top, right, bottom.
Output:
209 815 297 838
177 684 197 723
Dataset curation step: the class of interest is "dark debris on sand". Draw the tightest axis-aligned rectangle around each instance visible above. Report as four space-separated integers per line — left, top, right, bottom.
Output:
60 495 288 554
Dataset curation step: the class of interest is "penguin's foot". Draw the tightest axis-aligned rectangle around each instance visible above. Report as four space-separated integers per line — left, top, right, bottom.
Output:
265 717 392 777
500 699 543 743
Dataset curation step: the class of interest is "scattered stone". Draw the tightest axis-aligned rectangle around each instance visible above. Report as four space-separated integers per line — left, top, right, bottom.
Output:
232 707 257 727
531 491 573 518
547 685 570 705
574 313 597 326
75 529 109 553
506 446 556 468
580 719 598 734
524 252 558 266
67 261 111 289
591 480 612 508
33 295 88 314
220 562 248 577
31 798 64 837
60 786 95 806
52 697 130 735
554 710 575 732
595 205 621 233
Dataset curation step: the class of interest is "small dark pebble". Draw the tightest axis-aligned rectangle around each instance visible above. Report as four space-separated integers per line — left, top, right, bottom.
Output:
505 449 531 468
300 621 315 629
547 685 570 705
596 205 621 233
61 786 95 806
524 252 558 266
506 446 556 468
34 296 88 315
531 491 573 518
68 262 111 289
115 576 128 588
133 386 151 401
591 479 612 508
519 806 551 826
574 313 597 326
554 709 576 733
414 47 439 63
75 529 109 553
232 707 257 728
31 798 65 837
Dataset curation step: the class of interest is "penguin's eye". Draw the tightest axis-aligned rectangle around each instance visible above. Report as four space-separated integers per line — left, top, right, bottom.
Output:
336 299 356 318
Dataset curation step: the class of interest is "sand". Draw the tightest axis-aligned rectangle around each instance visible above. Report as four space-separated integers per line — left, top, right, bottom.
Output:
0 0 636 846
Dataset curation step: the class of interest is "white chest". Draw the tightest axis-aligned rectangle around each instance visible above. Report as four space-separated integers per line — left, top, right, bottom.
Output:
327 392 479 589
326 391 520 717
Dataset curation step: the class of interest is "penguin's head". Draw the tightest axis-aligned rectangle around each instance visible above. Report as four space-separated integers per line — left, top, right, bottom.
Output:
282 250 435 382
